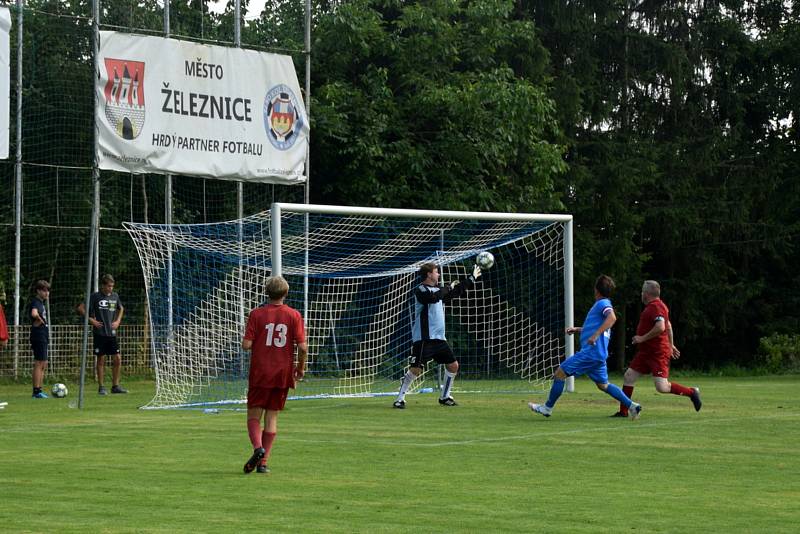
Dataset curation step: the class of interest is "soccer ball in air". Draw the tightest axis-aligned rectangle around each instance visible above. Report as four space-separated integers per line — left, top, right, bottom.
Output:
476 251 495 270
51 383 68 398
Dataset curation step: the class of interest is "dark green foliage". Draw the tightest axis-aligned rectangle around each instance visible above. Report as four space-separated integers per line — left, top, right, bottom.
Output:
519 1 800 369
3 0 798 370
1 0 301 328
309 0 567 212
758 333 800 373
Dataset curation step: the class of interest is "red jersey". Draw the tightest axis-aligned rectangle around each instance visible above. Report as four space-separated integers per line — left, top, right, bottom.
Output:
636 298 671 358
244 303 306 389
0 304 8 342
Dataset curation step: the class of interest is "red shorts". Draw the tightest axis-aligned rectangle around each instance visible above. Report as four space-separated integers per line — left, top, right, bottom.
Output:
629 352 671 378
247 386 290 411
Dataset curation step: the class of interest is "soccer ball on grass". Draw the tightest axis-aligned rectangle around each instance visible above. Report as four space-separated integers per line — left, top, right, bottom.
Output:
51 383 68 398
475 251 495 270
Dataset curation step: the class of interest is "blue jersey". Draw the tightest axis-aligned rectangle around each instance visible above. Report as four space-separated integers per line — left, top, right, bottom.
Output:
578 298 613 358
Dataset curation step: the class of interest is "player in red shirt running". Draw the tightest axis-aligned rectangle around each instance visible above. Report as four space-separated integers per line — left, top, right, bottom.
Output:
614 280 702 417
241 276 308 474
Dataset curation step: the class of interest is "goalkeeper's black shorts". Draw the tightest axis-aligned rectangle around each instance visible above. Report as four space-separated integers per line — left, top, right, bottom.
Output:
410 339 456 367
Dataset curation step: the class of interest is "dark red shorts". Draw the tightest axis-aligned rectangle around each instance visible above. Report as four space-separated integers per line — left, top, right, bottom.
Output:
247 386 290 411
629 352 670 378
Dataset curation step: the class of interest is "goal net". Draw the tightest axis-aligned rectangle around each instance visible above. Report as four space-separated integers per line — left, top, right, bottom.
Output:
125 203 573 409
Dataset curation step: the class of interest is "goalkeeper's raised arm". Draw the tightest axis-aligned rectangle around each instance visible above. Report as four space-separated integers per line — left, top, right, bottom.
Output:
414 263 481 304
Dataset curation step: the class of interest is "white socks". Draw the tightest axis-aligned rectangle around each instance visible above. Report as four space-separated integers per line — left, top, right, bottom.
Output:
396 370 416 402
441 369 456 399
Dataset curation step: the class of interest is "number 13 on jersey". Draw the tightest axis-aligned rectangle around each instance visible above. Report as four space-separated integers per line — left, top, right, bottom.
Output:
264 323 288 347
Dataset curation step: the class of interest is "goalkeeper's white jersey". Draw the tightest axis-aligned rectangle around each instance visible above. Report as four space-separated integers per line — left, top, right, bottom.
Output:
411 276 474 342
412 285 447 342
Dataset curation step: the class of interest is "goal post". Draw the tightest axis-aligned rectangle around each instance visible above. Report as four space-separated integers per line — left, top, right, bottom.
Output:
126 203 574 409
271 202 575 393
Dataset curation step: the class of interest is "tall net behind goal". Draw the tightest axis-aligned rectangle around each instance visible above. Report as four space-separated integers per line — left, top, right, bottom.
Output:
125 204 572 409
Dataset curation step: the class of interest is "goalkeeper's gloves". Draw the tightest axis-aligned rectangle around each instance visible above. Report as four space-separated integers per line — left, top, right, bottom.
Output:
449 280 460 290
472 264 482 279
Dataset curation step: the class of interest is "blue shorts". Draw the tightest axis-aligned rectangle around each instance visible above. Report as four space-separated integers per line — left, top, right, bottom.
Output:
559 346 609 384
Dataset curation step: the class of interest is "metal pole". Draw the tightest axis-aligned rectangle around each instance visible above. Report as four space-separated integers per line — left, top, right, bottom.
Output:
92 34 100 298
93 170 99 293
79 216 97 410
163 0 169 37
91 0 100 295
564 218 575 393
304 0 311 202
12 0 23 378
270 203 282 277
81 0 102 409
234 0 241 46
237 183 244 330
164 2 173 351
234 0 245 332
303 0 311 320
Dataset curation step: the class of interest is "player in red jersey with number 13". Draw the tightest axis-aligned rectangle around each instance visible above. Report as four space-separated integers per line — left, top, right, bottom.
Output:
241 276 308 474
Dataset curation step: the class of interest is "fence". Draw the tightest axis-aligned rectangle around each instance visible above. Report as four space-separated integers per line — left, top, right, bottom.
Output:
0 0 309 380
2 324 151 379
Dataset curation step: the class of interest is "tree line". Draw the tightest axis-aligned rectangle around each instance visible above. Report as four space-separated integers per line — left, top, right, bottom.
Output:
296 0 800 371
5 0 798 370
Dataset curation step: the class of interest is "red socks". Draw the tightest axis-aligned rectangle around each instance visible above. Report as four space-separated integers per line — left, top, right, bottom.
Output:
247 418 262 449
618 382 692 414
261 431 277 464
669 382 694 396
248 419 278 466
620 385 634 415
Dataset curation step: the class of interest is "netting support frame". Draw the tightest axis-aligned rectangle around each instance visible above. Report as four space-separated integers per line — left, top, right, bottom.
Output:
270 202 576 392
564 218 575 393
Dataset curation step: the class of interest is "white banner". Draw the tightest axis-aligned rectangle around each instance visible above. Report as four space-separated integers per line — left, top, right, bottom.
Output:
96 31 308 184
0 7 11 160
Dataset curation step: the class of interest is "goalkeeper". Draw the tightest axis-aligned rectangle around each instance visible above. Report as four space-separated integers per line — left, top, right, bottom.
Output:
393 262 481 409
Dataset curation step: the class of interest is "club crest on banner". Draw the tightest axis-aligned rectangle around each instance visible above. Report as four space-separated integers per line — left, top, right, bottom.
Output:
264 84 304 150
103 58 146 140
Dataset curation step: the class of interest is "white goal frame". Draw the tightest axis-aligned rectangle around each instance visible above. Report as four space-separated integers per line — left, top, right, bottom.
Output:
270 203 576 393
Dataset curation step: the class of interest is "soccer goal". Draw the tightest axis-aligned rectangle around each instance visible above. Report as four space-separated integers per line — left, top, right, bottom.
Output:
125 203 574 409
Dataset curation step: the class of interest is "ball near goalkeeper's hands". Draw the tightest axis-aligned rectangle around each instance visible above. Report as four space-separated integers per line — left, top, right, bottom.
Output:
472 264 482 279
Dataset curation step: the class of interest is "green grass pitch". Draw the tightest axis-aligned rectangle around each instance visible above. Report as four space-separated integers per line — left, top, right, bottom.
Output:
1 375 798 533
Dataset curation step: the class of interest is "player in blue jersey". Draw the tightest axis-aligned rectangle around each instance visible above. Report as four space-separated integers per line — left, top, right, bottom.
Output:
393 262 481 408
528 274 642 419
